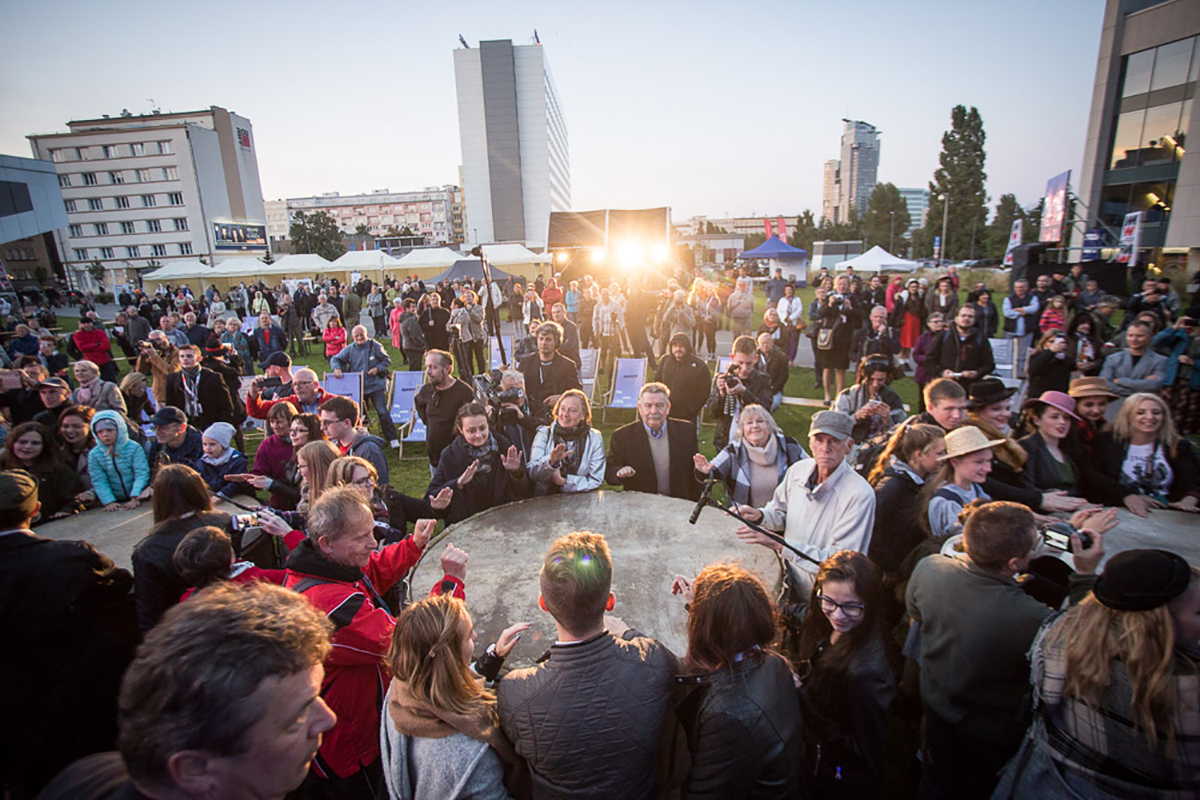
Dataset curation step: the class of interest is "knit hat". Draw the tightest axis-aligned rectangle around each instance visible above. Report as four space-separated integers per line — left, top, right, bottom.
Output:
202 422 236 449
205 333 226 355
1094 549 1192 611
93 417 119 433
939 426 1006 460
0 469 39 519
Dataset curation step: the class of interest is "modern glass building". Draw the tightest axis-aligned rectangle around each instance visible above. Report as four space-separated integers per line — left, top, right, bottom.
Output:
1075 0 1200 271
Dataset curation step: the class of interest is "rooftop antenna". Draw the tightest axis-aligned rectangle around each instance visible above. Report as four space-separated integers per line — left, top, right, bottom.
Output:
458 34 470 48
533 29 540 44
147 98 161 114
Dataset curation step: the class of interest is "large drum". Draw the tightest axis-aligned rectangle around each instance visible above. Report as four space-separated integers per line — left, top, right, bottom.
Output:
408 491 784 666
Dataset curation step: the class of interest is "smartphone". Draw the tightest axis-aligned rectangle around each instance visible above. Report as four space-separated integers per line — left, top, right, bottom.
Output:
231 513 260 531
1040 521 1093 553
258 376 282 388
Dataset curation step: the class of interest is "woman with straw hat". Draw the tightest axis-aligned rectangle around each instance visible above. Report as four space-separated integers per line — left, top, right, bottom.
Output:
919 426 1007 539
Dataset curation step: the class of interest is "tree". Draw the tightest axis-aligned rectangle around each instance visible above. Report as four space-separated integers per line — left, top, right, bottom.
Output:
289 211 346 261
862 183 911 252
987 194 1023 259
34 266 47 284
915 105 989 261
354 224 369 236
815 206 863 244
789 210 818 254
399 226 414 236
87 259 106 285
742 232 767 251
1023 199 1044 245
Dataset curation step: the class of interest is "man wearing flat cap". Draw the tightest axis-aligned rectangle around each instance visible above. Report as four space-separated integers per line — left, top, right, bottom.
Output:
0 470 136 797
734 410 876 593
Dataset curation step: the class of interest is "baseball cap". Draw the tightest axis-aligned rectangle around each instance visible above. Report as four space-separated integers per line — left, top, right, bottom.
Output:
37 377 70 391
0 469 39 519
150 406 187 427
809 410 853 441
264 352 292 369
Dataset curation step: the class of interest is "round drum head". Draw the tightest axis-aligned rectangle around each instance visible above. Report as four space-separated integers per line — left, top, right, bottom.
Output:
408 491 784 667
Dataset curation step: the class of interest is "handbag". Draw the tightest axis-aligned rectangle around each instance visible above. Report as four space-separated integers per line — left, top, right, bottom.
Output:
817 327 835 351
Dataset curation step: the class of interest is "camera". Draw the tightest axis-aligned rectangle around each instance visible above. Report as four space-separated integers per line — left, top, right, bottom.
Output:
475 369 522 412
724 369 742 392
231 512 260 531
1040 521 1093 553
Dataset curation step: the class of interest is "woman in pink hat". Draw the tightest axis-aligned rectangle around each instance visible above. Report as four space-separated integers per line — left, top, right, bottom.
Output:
1017 391 1085 494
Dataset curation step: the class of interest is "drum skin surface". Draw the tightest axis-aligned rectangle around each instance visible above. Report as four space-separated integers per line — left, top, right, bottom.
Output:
409 490 784 667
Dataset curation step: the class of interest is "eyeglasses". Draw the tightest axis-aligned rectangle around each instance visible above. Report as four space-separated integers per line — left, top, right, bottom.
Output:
817 594 865 620
351 476 376 489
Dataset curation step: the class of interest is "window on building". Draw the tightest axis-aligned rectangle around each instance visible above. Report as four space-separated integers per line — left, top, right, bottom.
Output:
120 221 135 234
100 247 114 259
1140 102 1186 164
141 195 156 208
102 145 113 159
137 169 153 183
1150 37 1195 92
74 148 86 160
68 224 82 237
179 242 193 255
151 244 167 257
126 246 140 258
158 141 172 155
131 143 145 156
147 219 161 233
95 223 108 235
109 171 124 184
173 218 188 231
64 199 76 213
163 167 178 180
82 172 98 186
115 195 130 209
88 198 103 211
1110 109 1145 169
50 149 64 163
58 174 71 188
168 192 183 206
1123 49 1155 97
73 249 88 261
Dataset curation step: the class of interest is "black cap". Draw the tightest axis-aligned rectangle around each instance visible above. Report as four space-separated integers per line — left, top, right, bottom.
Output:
1094 549 1192 611
967 376 1017 409
264 352 291 369
150 406 187 427
205 333 226 354
0 470 39 519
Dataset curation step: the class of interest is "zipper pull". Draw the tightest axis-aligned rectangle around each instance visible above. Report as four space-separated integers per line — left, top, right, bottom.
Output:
835 766 842 781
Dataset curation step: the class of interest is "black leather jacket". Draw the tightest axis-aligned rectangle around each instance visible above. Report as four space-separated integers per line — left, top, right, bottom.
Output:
672 654 802 799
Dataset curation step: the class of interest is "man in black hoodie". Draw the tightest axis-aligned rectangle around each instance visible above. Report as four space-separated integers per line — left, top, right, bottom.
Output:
655 332 712 425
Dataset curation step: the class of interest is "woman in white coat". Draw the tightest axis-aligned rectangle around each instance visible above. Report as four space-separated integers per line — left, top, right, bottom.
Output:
528 389 606 495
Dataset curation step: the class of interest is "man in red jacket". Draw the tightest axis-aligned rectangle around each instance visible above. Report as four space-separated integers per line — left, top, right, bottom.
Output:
284 486 468 796
70 316 118 382
246 367 337 419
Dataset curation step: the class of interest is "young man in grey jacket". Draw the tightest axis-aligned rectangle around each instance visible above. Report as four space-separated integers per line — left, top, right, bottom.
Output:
498 532 674 799
331 324 400 449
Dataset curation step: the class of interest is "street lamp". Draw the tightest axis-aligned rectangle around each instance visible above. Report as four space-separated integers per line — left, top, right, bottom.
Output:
938 193 950 264
889 210 895 253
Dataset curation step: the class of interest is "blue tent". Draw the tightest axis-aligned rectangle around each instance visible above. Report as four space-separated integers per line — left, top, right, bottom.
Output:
738 235 808 260
430 259 517 284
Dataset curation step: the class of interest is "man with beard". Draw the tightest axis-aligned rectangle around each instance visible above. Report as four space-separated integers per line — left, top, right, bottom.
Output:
654 332 712 425
930 305 995 393
605 382 700 500
519 321 582 418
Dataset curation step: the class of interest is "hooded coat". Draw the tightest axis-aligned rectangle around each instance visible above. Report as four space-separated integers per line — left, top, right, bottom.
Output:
86 410 151 505
654 333 712 421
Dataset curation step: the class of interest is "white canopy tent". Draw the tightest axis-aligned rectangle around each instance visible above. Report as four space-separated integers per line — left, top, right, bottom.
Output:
479 243 553 280
332 250 403 270
141 259 214 282
834 245 919 273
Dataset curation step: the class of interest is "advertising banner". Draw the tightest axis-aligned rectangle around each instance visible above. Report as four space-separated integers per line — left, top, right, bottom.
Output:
213 222 268 250
1116 211 1143 267
1002 219 1023 267
763 219 773 238
1038 171 1071 243
1082 228 1109 262
775 217 788 241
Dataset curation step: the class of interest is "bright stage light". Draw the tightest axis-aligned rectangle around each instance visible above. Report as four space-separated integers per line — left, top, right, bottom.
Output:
617 242 643 268
590 247 606 264
651 244 669 263
555 251 569 264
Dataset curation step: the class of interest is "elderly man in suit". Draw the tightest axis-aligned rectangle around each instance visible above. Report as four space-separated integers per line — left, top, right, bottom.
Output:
1099 319 1167 420
604 382 701 501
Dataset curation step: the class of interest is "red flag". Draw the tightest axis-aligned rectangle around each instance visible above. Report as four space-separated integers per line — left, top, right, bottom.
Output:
776 217 788 240
763 219 773 238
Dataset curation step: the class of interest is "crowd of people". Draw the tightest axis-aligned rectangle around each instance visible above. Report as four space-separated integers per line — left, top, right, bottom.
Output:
2 261 1199 800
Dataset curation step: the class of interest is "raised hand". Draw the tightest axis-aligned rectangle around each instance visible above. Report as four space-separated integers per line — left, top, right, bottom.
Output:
430 485 453 510
412 518 436 550
457 460 480 488
670 575 694 604
501 445 523 473
693 453 712 474
549 442 567 466
440 542 468 581
496 621 533 657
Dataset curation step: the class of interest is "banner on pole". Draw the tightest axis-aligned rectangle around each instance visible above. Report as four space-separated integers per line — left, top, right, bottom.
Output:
1116 211 1143 267
1002 219 1023 267
763 219 773 238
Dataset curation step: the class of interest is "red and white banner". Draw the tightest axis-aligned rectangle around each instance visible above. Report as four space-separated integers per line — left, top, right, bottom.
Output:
763 219 774 238
1002 219 1023 267
1117 211 1143 267
775 217 788 241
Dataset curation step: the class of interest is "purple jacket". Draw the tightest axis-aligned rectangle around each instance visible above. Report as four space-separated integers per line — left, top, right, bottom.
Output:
912 330 939 385
251 434 294 509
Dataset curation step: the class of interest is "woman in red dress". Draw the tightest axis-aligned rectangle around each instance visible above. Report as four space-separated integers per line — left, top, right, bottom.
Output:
894 278 927 360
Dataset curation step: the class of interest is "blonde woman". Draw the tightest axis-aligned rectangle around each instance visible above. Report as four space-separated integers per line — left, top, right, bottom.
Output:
295 439 339 516
1091 392 1200 516
995 549 1200 798
382 595 529 799
529 389 606 494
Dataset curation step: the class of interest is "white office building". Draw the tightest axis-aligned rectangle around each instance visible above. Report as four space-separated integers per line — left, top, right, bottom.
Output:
898 187 931 237
454 39 570 250
28 106 266 290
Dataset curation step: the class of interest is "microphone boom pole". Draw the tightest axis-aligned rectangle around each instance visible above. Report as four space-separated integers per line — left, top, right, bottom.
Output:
688 481 822 568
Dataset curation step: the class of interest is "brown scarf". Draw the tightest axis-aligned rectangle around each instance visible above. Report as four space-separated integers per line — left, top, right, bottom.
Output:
387 677 528 794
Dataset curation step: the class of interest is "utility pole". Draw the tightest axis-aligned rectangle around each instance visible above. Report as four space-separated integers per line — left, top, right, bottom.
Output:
889 211 895 253
939 193 950 263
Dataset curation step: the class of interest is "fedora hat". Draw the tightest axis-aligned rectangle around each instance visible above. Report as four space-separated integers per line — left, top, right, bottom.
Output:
939 426 1006 460
967 377 1017 409
1068 376 1119 400
1022 390 1081 420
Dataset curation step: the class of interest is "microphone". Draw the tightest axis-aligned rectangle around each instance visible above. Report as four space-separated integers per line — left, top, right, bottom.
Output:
689 477 714 525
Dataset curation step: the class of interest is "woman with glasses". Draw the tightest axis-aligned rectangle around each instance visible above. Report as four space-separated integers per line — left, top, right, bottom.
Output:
790 550 894 799
327 455 452 544
669 563 802 797
237 401 298 510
